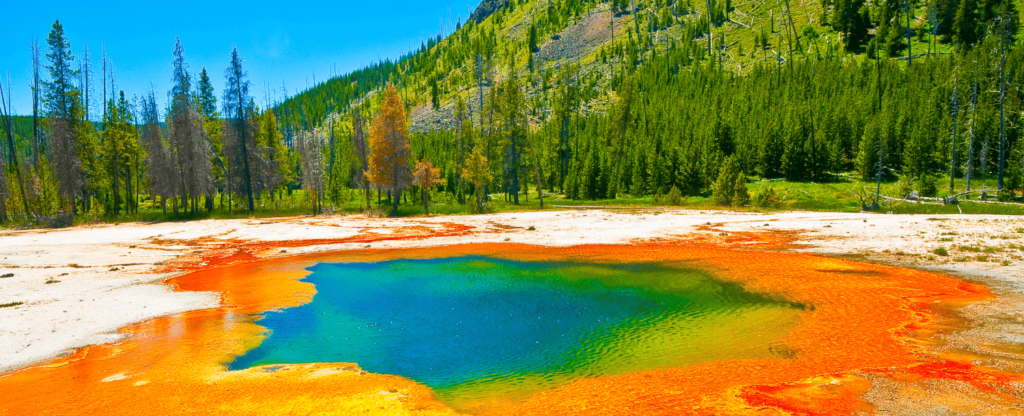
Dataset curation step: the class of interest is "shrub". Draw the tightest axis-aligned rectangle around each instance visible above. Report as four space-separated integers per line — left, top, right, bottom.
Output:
998 190 1016 202
896 177 915 199
712 156 741 206
732 174 750 207
753 185 781 208
665 186 683 206
933 247 949 256
918 174 938 198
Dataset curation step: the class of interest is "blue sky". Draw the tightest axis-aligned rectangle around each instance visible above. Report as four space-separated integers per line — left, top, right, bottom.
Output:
0 0 481 116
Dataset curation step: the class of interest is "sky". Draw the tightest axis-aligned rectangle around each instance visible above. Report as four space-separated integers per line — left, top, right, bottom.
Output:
0 0 481 116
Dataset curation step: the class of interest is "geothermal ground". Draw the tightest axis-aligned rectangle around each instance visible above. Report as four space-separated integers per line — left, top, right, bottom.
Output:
2 210 1024 414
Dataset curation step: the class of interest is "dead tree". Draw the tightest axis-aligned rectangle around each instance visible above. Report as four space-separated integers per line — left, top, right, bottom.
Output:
0 76 32 219
31 38 41 167
965 83 978 194
997 6 1011 190
351 107 371 210
950 85 959 192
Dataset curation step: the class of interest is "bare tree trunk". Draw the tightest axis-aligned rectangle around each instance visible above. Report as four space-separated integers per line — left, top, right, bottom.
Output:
327 112 336 192
905 0 912 66
998 28 1007 190
706 0 712 54
423 188 429 215
950 86 960 192
784 0 801 52
528 133 545 209
1 77 31 218
32 38 41 168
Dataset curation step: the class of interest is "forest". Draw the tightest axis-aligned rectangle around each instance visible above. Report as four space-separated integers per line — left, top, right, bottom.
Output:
2 0 1024 225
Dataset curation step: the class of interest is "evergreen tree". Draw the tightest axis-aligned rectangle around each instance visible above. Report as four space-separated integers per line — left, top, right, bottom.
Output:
256 108 293 200
44 20 86 214
953 0 979 49
101 92 140 215
496 72 528 204
857 120 883 181
366 85 413 216
224 46 258 211
44 20 78 120
463 148 490 212
712 156 740 205
195 68 217 119
529 23 540 52
733 172 750 207
832 0 869 49
168 39 214 214
351 108 371 210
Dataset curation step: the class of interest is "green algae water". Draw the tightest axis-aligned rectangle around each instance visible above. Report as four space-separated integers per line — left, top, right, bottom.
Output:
230 257 803 412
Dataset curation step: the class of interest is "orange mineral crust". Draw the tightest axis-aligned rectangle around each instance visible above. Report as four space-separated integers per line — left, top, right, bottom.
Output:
0 240 1014 416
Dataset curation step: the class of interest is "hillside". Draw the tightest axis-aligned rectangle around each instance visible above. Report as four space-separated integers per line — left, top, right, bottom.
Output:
272 0 1023 211
279 0 966 133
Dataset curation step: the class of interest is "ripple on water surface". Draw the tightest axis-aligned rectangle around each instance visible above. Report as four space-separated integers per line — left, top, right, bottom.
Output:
229 256 803 413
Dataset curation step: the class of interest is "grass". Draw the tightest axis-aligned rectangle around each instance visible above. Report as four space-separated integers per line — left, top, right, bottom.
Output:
933 247 949 256
0 302 23 308
1 172 1021 230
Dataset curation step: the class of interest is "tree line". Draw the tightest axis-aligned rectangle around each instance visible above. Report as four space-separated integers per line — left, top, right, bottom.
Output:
0 21 297 223
3 0 1024 223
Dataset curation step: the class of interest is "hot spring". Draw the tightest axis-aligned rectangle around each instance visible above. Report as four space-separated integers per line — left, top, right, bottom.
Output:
229 256 804 412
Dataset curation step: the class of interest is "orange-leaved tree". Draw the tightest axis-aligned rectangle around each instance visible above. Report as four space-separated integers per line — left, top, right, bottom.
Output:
413 160 445 215
366 85 413 216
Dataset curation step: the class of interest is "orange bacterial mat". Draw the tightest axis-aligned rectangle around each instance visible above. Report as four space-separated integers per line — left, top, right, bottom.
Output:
0 238 1016 416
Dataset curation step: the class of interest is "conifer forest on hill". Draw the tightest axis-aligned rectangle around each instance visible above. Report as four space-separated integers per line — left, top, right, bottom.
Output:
3 0 1024 226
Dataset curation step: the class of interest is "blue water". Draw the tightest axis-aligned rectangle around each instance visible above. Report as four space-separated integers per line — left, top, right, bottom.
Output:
229 256 801 410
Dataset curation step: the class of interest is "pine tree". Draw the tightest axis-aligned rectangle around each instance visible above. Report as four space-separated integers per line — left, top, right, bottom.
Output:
195 68 217 119
529 23 540 52
44 20 78 120
256 108 292 200
856 120 883 181
168 39 214 214
712 156 740 205
413 160 445 215
630 150 649 196
832 0 868 49
44 21 87 215
351 108 371 210
953 0 979 49
606 77 634 199
733 173 751 207
463 148 490 212
366 85 413 216
496 72 528 204
223 46 256 212
106 92 141 215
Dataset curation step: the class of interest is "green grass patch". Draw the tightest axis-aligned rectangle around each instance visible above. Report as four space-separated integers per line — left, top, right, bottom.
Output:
933 247 949 256
0 302 23 308
3 173 1021 230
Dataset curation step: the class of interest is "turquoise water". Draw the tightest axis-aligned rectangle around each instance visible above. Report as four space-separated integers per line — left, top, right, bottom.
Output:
230 257 802 411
